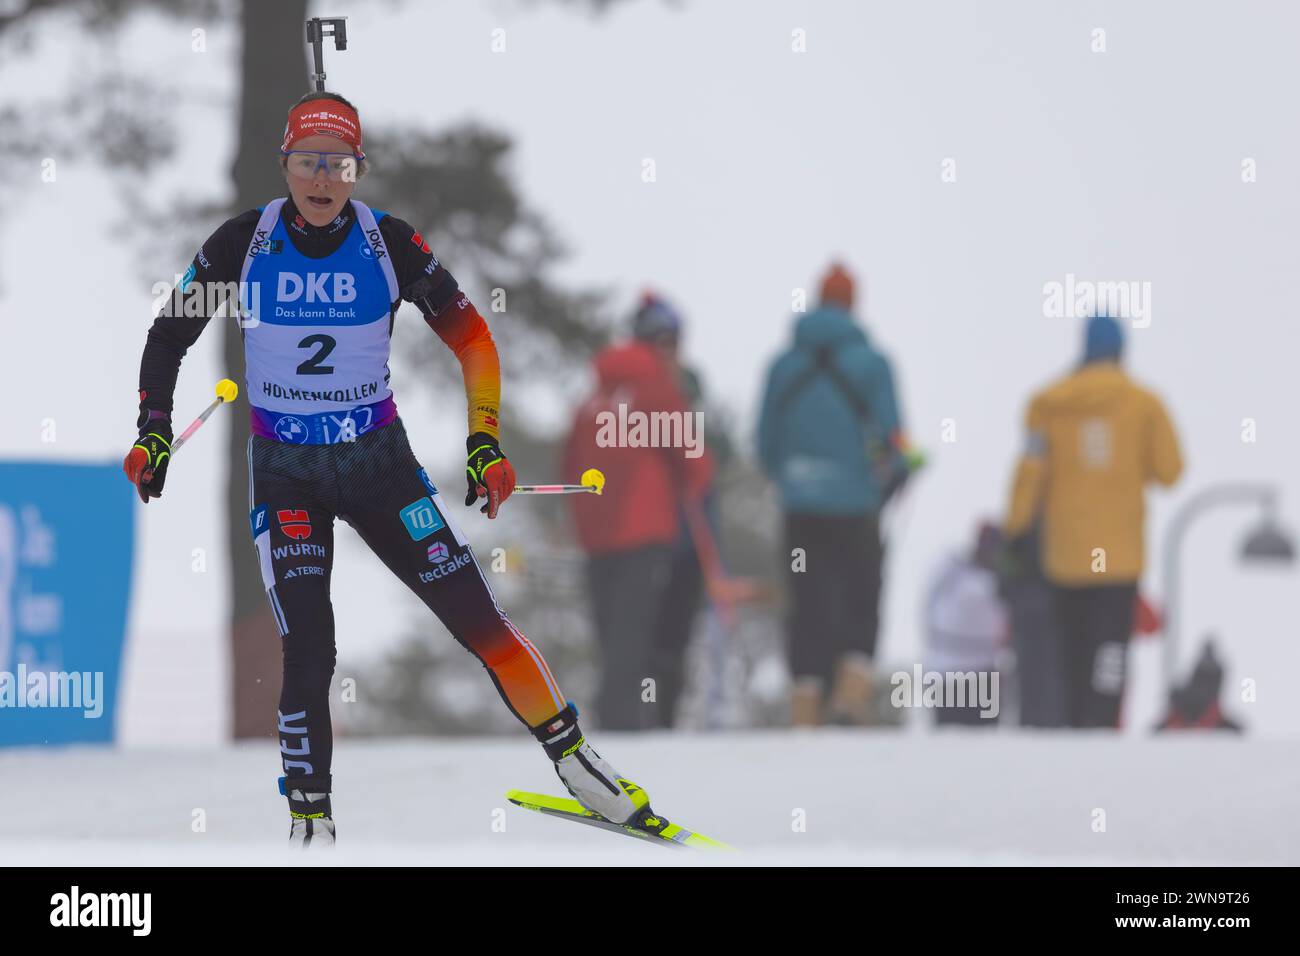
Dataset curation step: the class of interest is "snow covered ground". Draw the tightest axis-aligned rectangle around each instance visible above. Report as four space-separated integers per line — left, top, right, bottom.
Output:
1 730 1295 866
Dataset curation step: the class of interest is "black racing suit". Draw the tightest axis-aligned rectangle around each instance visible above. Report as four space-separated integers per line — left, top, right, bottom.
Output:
137 198 577 805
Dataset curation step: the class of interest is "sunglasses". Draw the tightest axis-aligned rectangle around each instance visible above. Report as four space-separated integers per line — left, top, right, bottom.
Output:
283 150 359 182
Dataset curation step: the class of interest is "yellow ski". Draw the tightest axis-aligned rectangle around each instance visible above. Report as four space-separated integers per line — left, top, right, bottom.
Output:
506 789 732 851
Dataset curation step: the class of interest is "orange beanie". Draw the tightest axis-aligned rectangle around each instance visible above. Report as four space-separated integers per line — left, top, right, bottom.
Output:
819 262 855 309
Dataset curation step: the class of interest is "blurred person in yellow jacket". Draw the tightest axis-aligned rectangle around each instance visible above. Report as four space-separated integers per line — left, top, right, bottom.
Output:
1003 314 1183 728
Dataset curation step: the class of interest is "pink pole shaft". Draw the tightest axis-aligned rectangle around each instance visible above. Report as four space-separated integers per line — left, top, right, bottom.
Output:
171 398 224 454
513 484 595 495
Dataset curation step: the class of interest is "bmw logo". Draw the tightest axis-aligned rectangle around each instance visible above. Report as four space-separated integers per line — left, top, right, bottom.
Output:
274 416 310 443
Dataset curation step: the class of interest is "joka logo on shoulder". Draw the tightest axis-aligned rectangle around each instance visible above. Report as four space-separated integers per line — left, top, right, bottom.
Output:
277 508 312 540
400 498 445 541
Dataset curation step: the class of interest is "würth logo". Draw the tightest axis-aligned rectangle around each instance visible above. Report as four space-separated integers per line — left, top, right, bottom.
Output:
277 509 312 540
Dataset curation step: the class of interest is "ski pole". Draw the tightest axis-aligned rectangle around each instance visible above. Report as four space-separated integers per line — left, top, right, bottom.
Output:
172 379 239 456
514 468 606 496
684 499 734 628
683 497 773 728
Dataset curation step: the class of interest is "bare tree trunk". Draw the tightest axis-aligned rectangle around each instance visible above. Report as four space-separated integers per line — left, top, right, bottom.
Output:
227 0 309 739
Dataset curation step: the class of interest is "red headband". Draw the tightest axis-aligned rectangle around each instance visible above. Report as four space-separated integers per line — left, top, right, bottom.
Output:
282 99 364 159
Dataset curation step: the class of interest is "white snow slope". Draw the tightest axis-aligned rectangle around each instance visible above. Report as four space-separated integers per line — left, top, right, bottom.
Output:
1 730 1294 866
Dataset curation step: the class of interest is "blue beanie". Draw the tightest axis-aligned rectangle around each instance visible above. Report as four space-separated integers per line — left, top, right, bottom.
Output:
632 292 682 345
1083 314 1123 364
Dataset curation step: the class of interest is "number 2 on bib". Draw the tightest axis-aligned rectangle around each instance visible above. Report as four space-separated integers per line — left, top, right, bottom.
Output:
297 333 337 375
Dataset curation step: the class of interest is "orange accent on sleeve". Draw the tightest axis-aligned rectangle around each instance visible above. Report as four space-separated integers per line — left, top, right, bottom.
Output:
427 292 501 439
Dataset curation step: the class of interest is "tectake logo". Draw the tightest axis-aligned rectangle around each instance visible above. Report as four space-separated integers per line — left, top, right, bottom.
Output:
418 551 472 583
427 541 450 563
400 498 445 541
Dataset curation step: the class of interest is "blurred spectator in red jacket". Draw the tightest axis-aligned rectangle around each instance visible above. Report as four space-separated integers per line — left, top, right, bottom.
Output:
564 293 713 729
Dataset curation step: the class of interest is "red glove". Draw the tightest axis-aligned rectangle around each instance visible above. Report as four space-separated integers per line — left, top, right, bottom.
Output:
123 417 173 504
465 433 517 519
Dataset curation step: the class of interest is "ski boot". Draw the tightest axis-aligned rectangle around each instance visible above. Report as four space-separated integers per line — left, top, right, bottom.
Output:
827 652 877 726
790 675 825 727
281 774 336 848
531 703 664 831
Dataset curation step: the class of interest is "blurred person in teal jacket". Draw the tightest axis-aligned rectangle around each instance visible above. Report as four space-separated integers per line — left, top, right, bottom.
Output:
756 263 914 726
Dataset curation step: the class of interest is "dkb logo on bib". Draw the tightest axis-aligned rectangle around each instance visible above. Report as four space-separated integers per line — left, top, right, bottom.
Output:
277 272 357 303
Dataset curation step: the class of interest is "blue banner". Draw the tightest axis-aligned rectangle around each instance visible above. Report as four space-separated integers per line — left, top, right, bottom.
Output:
0 461 133 745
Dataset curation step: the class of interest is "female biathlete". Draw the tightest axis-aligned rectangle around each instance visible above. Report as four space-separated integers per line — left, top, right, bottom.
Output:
124 92 658 846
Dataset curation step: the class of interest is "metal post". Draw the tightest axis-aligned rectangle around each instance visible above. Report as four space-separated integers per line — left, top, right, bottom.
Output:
1161 483 1277 693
